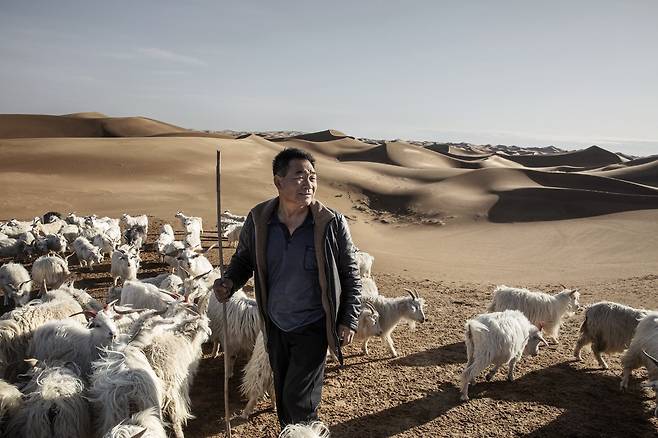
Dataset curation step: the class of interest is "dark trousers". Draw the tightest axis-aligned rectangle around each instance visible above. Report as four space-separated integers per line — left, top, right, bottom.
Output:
266 317 328 428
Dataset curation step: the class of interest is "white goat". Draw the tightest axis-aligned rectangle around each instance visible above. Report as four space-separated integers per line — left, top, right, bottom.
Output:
155 224 175 260
94 232 119 256
360 289 426 357
221 210 246 223
163 241 185 271
120 280 180 312
31 218 65 237
72 236 104 269
175 211 203 234
361 276 379 296
222 223 242 248
141 273 183 294
136 310 210 438
0 378 22 428
574 301 649 369
101 408 167 438
240 331 273 419
175 212 204 251
111 247 140 286
124 225 147 250
86 215 120 235
183 220 202 251
0 262 33 306
461 309 549 401
176 247 214 279
0 218 36 237
90 342 165 436
28 308 119 377
60 223 80 243
355 250 374 278
487 285 581 343
4 360 91 438
0 291 86 381
122 214 149 235
207 289 261 377
621 312 658 391
65 213 86 227
355 302 384 354
34 233 68 255
31 254 72 292
279 421 331 438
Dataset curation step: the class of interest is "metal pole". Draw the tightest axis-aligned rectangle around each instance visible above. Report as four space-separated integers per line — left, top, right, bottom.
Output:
216 150 232 437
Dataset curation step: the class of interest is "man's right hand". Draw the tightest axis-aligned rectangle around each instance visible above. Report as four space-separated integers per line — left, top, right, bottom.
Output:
213 278 234 303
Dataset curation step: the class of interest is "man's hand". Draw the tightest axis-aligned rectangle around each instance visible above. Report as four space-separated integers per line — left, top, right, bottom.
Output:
337 324 355 347
213 278 234 303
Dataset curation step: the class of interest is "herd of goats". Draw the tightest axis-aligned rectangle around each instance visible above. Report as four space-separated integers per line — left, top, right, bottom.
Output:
0 211 656 437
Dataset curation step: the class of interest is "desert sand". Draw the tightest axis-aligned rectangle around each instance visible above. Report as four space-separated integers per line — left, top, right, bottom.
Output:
1 113 657 437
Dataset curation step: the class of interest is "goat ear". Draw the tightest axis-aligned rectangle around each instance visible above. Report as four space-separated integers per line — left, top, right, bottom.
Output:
24 358 39 368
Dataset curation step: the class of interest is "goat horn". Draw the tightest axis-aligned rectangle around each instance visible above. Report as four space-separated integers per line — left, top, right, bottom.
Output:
68 310 97 318
180 267 191 277
193 270 213 281
18 280 33 288
105 299 119 310
182 305 201 316
363 302 377 314
65 252 75 261
131 429 148 438
559 284 567 290
158 289 181 300
112 304 145 315
42 280 48 294
404 288 417 299
643 350 658 368
202 243 217 254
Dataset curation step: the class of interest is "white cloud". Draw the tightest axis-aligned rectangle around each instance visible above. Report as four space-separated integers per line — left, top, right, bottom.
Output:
136 47 207 66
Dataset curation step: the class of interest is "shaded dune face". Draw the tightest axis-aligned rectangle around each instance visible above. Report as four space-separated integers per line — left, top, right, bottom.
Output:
0 113 657 224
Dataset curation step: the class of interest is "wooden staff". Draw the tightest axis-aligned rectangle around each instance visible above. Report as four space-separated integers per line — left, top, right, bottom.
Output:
216 150 232 437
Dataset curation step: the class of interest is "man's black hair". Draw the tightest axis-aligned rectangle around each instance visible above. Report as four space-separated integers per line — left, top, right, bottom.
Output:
272 148 316 177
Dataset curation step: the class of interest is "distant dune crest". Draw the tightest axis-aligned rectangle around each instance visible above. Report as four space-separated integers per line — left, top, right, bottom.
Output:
0 113 656 224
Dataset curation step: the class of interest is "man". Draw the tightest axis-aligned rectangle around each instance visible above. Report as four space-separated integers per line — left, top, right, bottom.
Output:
213 147 361 427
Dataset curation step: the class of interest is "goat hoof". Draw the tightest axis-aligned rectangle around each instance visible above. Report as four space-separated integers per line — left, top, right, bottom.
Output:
460 394 469 402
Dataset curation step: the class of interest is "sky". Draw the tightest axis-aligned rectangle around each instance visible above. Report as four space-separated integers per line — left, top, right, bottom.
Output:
1 0 657 156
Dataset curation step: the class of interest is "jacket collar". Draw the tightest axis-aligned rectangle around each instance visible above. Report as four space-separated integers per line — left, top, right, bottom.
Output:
252 197 334 230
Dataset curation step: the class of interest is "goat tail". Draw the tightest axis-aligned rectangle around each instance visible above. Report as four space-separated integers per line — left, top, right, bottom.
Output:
579 313 588 334
486 295 497 313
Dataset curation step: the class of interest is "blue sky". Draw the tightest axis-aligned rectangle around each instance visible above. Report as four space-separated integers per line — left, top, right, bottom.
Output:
1 1 657 155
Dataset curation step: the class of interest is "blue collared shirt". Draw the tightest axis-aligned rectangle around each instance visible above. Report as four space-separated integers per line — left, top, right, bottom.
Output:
266 210 324 332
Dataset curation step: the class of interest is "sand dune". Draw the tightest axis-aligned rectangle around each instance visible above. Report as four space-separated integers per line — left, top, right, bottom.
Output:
1 113 658 283
500 145 623 168
585 156 658 187
1 114 657 226
0 113 192 138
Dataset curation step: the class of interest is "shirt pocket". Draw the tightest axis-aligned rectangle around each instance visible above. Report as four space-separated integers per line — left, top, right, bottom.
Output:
303 245 318 271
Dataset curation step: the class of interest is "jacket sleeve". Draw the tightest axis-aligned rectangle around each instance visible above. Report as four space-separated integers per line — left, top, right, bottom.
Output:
335 214 362 331
223 212 256 295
